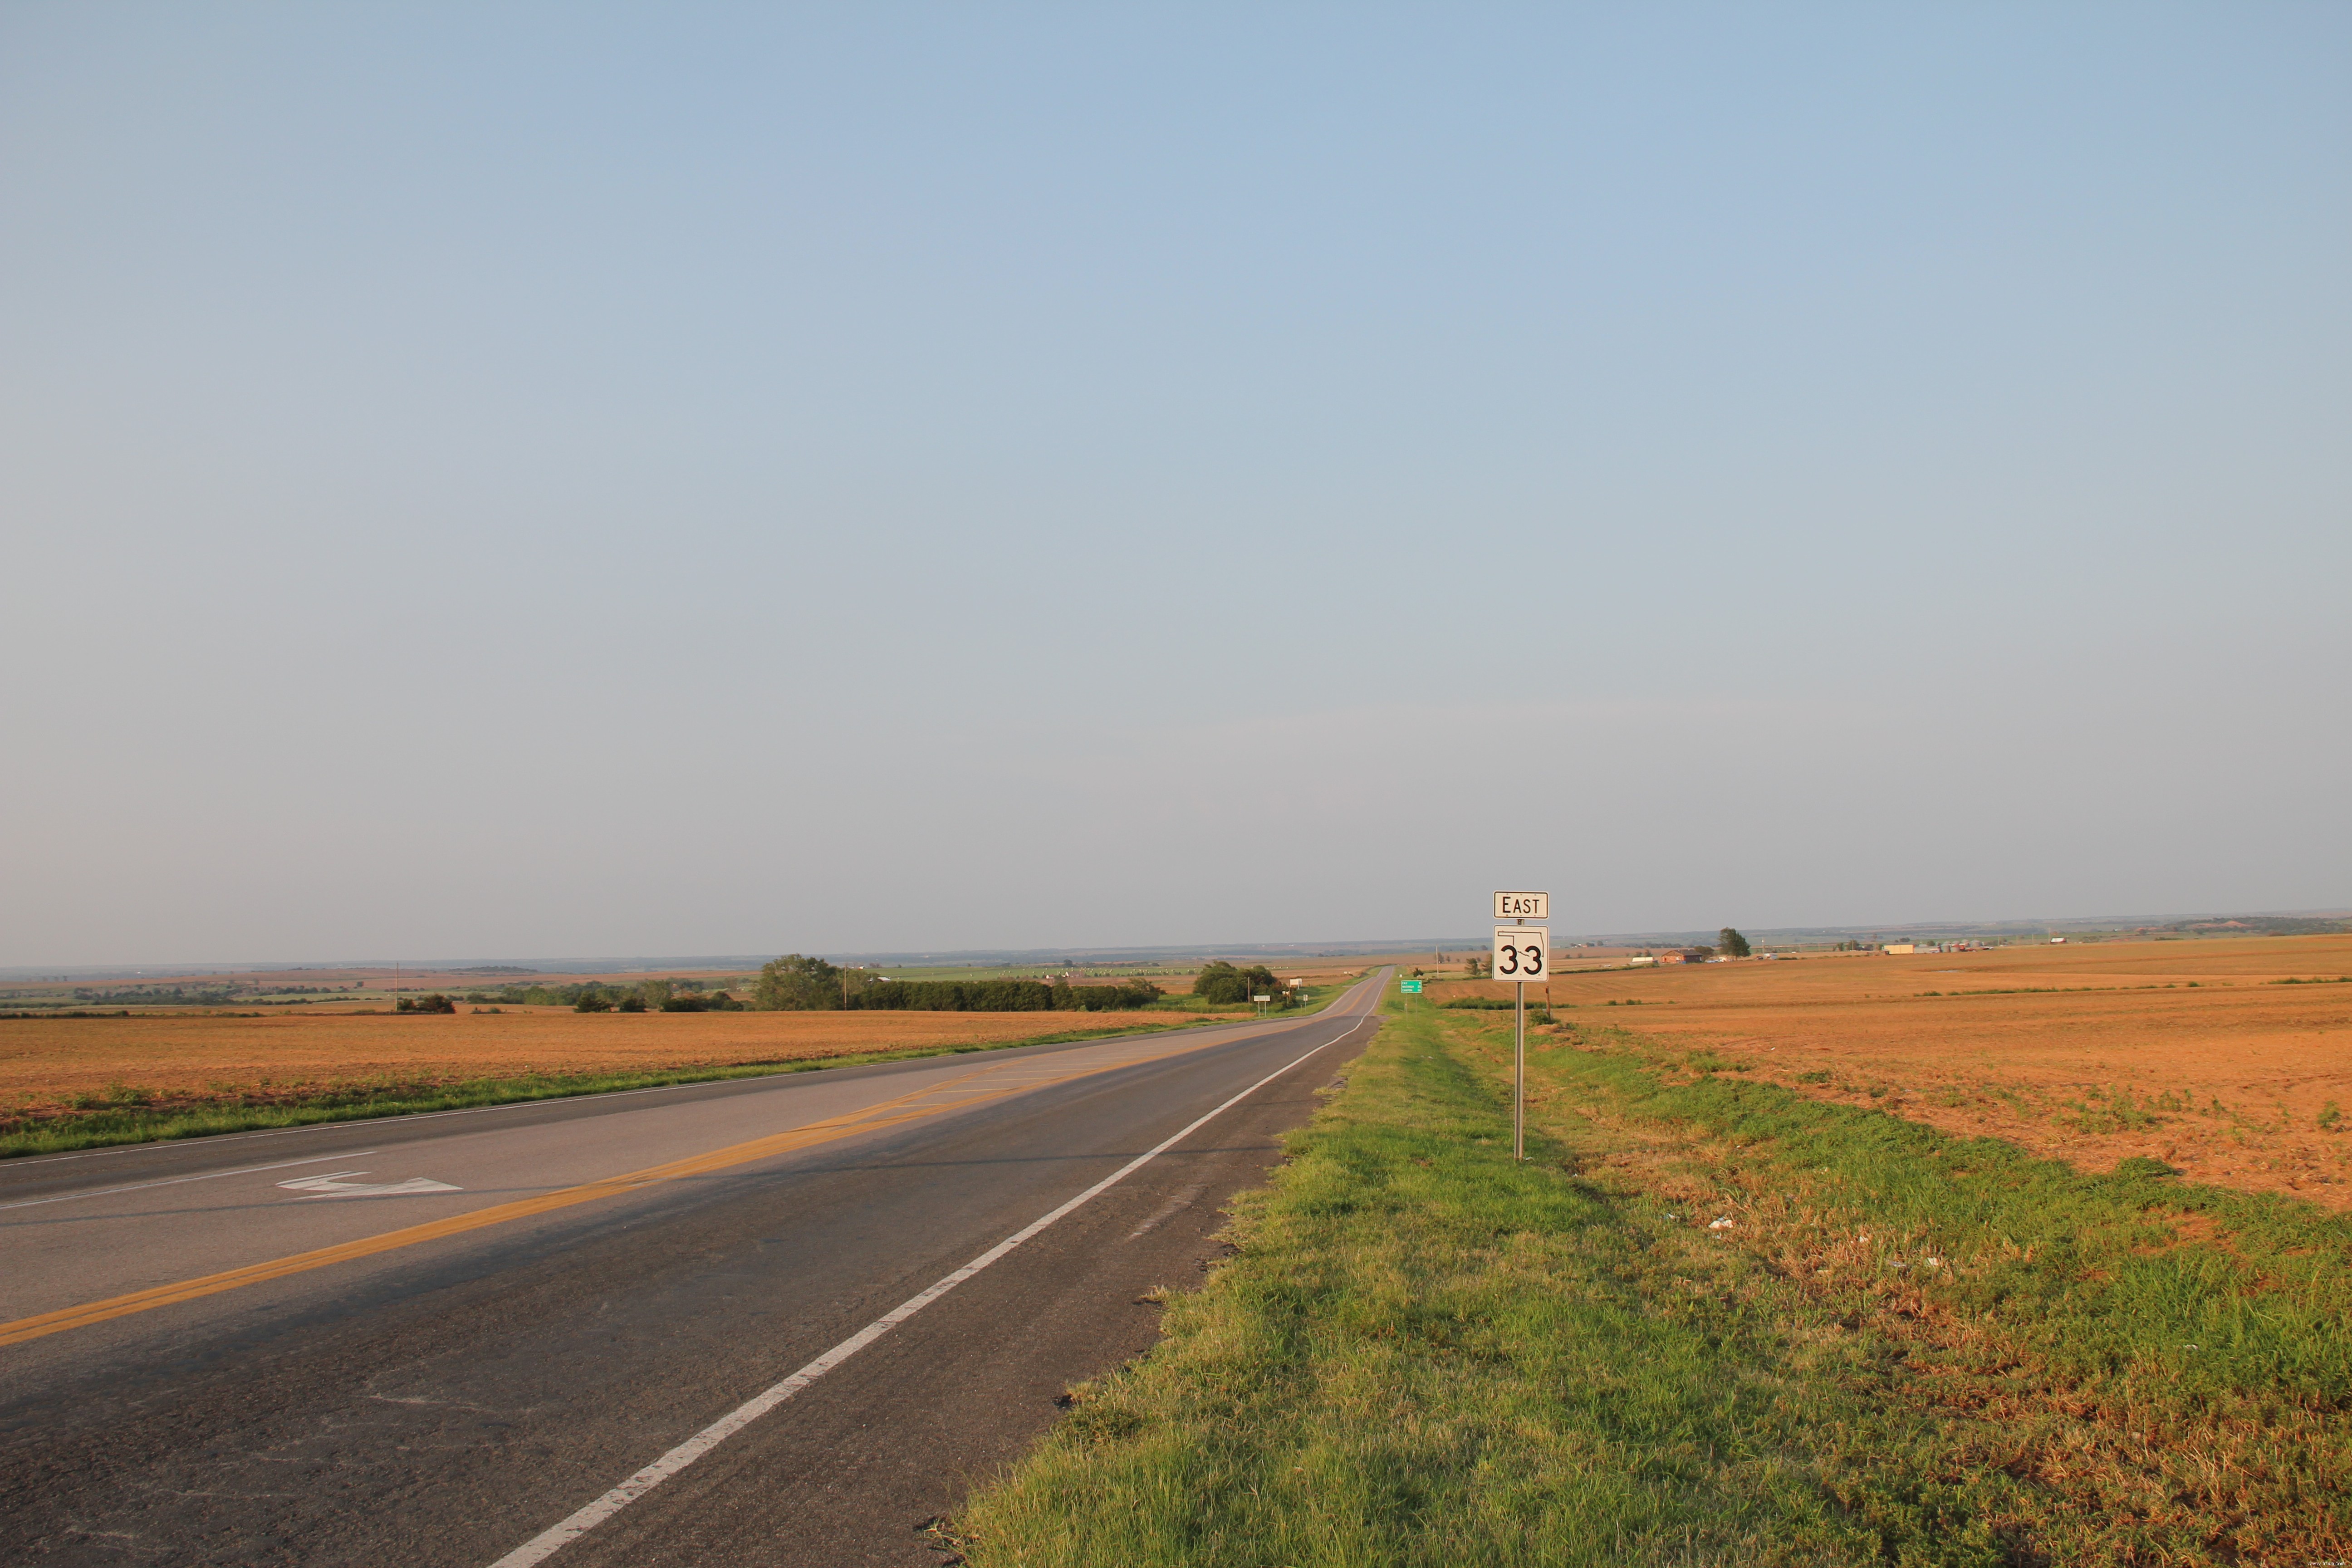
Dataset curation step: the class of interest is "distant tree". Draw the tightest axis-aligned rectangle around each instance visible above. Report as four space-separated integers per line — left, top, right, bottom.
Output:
638 979 676 1011
573 990 613 1013
1718 927 1751 959
395 993 456 1014
1193 961 1283 1005
616 994 647 1013
1465 953 1491 979
755 953 842 1010
1193 961 1245 1004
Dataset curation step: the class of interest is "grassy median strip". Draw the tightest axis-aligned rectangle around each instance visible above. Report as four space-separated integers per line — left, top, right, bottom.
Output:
0 1019 1213 1160
954 997 2352 1565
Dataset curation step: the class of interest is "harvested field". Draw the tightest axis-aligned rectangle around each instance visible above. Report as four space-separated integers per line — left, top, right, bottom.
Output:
0 1009 1169 1128
1424 934 2352 1207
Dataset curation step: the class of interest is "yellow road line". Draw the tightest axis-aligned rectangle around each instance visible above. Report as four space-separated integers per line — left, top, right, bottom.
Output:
0 1026 1263 1350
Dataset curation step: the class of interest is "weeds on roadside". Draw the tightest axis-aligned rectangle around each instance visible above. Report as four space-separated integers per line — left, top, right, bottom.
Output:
958 1001 2352 1567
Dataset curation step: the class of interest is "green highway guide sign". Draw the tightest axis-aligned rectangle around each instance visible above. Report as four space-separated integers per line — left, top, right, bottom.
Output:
1400 979 1423 993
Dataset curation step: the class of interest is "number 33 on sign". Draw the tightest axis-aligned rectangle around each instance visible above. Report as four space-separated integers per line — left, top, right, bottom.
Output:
1492 926 1549 981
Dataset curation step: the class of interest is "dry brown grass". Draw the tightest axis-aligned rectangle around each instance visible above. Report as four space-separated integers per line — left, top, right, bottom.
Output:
0 1009 1162 1119
1426 934 2352 1207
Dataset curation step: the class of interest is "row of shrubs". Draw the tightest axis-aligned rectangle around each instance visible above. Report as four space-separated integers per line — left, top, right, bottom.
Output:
418 959 1184 1017
844 979 1164 1012
574 987 745 1014
388 989 748 1015
751 954 1171 1012
1191 960 1298 1007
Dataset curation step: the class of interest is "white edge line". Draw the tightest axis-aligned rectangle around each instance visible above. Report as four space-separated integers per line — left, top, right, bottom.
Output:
482 1004 1380 1568
0 1149 382 1211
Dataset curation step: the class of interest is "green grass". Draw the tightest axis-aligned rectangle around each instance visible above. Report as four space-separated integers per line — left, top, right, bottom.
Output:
0 1019 1214 1160
954 996 2352 1565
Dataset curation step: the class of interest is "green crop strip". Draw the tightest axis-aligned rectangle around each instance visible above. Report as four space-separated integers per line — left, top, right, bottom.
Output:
954 996 2352 1565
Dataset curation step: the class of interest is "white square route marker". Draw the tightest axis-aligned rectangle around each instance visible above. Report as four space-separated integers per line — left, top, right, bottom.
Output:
1492 926 1549 983
1491 891 1552 1168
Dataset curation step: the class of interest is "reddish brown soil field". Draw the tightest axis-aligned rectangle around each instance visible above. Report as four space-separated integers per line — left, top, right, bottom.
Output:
0 1010 1170 1117
1425 934 2352 1208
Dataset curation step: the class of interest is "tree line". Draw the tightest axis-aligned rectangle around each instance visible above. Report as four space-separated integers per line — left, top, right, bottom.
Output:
572 978 748 1013
752 954 1162 1012
1192 961 1298 1008
439 955 1279 1016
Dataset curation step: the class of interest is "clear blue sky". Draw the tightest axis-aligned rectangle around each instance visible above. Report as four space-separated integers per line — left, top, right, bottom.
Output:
3 5 2346 963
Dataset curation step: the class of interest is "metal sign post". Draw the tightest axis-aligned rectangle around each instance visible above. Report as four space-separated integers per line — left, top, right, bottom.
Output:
1491 899 1550 1162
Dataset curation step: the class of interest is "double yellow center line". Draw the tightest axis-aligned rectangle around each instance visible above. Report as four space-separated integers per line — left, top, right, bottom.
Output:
0 1024 1283 1350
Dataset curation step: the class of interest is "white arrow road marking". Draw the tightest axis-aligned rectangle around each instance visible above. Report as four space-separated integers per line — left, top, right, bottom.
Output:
276 1171 463 1199
0 1150 382 1211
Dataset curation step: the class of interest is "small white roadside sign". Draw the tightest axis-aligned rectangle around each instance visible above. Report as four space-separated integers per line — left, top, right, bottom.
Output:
1491 889 1552 1165
1492 926 1549 983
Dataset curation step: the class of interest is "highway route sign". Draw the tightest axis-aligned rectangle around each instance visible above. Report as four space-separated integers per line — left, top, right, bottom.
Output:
1492 926 1549 983
1401 979 1423 993
1494 891 1548 920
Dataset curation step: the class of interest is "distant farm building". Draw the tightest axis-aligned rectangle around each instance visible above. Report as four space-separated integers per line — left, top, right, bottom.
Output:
1882 943 1917 955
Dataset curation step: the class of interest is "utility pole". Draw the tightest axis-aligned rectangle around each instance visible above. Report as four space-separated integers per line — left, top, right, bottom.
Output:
1513 921 1525 1163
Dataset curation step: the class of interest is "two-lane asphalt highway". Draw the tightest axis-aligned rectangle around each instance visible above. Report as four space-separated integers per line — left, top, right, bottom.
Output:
0 972 1390 1566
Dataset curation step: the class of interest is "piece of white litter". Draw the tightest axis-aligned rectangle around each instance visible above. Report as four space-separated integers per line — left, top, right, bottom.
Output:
1708 1216 1735 1230
1665 1213 1681 1221
1924 1257 1942 1269
1857 1232 1870 1242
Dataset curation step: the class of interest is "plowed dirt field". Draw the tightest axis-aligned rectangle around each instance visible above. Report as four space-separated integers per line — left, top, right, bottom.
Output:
0 1009 1173 1120
1426 934 2352 1207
